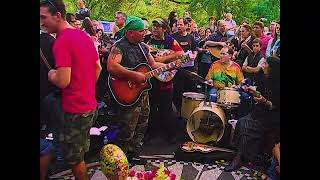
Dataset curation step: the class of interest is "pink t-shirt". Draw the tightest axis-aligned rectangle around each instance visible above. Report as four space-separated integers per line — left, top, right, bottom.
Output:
53 28 99 113
260 33 272 57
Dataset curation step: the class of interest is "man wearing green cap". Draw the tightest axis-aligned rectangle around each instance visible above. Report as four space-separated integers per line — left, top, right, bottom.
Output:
107 16 181 163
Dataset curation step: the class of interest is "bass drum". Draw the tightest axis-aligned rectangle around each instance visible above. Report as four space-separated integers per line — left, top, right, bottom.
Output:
187 102 226 144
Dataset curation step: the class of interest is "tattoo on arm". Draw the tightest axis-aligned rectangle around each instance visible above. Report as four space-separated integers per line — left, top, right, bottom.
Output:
110 46 122 60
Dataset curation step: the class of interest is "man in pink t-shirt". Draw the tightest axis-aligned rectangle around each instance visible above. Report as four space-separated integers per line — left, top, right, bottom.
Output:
253 21 271 57
40 0 101 179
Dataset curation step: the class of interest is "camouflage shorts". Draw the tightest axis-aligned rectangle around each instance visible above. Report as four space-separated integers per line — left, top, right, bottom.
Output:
59 109 98 165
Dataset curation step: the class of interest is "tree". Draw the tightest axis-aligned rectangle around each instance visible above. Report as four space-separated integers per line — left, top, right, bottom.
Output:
63 0 279 26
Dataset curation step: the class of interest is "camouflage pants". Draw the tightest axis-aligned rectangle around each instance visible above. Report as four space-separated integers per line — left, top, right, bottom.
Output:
59 109 98 165
114 93 150 155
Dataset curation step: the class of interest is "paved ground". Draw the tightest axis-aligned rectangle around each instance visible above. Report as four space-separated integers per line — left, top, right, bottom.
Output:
48 107 268 179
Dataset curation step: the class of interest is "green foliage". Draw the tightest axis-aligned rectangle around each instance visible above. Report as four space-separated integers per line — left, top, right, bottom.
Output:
63 0 279 26
254 0 280 23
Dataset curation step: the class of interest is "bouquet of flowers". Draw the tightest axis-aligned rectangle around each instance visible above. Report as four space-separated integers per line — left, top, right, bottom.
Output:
127 162 176 180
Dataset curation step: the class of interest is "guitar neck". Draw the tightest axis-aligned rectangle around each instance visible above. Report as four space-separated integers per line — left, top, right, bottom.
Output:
145 61 177 79
145 55 189 79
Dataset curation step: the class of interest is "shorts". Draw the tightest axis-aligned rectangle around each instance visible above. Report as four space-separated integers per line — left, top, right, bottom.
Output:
60 109 97 165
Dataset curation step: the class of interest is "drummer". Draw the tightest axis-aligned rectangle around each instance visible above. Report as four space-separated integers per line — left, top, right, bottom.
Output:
205 46 244 93
205 46 250 118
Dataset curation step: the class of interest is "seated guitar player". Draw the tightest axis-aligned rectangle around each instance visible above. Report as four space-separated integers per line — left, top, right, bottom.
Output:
224 56 280 172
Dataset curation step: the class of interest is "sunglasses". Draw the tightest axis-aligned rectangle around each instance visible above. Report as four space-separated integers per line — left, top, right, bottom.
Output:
42 0 57 10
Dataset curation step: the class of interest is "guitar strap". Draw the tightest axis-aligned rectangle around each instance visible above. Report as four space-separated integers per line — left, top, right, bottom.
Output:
239 35 251 51
138 43 150 65
40 48 52 70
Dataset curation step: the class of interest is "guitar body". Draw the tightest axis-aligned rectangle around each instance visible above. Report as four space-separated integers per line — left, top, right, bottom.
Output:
207 36 229 58
208 46 223 58
108 54 190 106
108 63 152 106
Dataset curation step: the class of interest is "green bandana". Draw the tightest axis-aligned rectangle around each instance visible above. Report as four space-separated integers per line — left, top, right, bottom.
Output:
117 16 145 38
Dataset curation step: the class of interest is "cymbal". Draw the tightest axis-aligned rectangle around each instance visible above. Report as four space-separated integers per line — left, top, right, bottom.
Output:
184 70 204 81
184 70 212 86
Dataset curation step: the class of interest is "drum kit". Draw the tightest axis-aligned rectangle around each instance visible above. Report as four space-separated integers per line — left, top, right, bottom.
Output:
181 71 241 144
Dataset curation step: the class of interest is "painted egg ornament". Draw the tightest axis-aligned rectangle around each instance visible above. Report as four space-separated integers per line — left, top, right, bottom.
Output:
100 144 129 180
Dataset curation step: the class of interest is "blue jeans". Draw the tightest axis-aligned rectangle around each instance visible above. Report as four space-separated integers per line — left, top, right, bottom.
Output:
267 157 280 180
208 88 218 102
40 138 54 155
40 91 64 160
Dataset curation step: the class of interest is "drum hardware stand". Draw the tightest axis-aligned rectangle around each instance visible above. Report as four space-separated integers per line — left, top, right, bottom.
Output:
203 80 212 107
201 81 224 143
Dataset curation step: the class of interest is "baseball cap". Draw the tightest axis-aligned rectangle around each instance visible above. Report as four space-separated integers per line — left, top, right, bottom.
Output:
152 18 166 26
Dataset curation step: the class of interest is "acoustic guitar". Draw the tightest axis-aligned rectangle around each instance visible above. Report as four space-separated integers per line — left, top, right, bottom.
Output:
181 141 234 153
108 54 191 106
207 46 222 58
207 36 229 58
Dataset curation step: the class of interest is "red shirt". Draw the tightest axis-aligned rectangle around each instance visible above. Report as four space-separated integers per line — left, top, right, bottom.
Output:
260 33 272 57
159 40 183 89
53 28 99 113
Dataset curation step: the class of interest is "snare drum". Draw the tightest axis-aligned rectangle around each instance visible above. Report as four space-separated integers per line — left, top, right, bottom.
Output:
181 92 205 120
217 88 241 108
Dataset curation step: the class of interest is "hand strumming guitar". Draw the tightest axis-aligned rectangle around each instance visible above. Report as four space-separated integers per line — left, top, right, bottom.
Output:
133 72 147 84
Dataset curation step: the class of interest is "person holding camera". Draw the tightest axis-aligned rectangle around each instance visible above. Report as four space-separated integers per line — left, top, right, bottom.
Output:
75 0 90 20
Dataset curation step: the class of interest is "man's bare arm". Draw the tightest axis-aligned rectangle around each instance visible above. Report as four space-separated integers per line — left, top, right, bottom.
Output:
244 66 261 73
107 46 146 83
48 67 71 89
147 52 166 69
205 40 226 47
155 50 184 63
